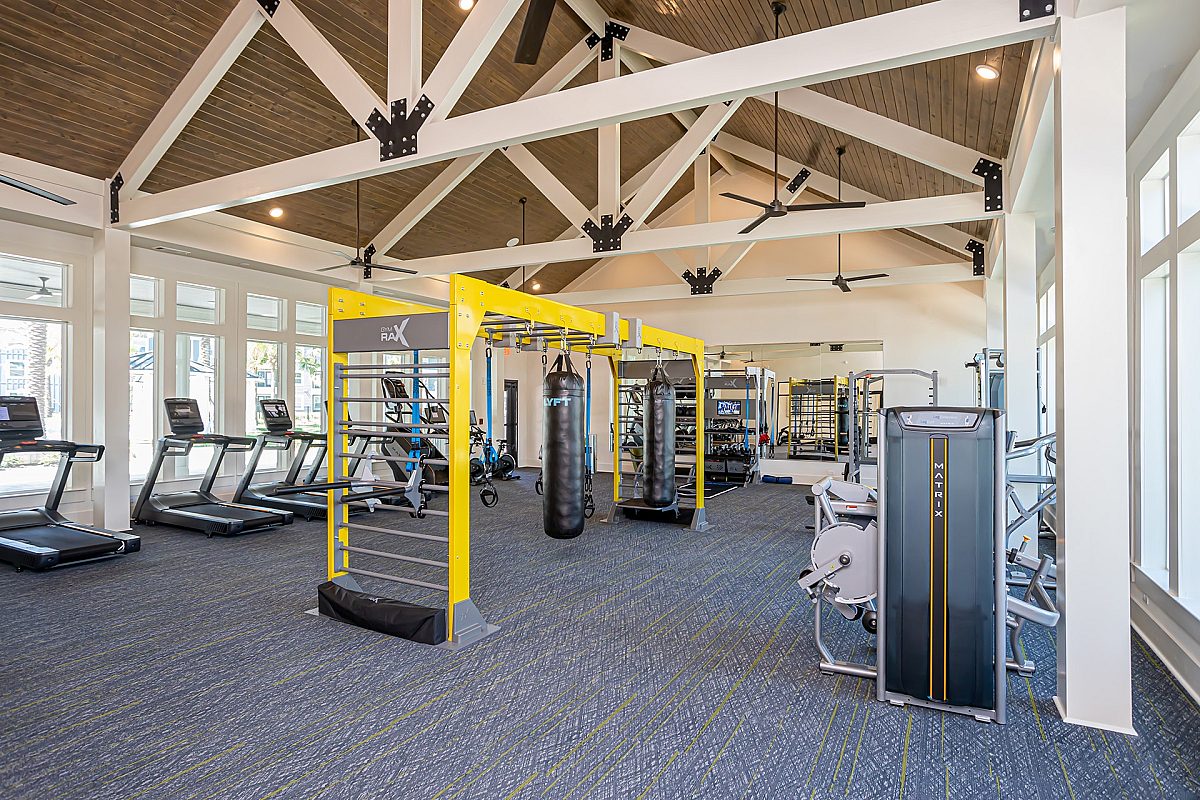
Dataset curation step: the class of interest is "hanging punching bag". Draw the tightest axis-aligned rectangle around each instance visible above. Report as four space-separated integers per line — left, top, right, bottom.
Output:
643 365 677 508
542 353 586 538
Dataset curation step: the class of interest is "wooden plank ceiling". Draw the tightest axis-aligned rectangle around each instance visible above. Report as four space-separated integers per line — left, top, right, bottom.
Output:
0 0 1030 294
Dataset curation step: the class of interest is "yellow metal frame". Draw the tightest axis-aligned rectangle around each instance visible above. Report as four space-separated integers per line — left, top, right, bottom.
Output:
326 275 704 643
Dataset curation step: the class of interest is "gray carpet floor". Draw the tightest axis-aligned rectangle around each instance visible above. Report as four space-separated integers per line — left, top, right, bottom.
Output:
1 471 1197 800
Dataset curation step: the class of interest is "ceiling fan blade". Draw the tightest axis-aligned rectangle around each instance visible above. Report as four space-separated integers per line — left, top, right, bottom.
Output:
720 192 772 210
514 0 556 64
835 277 852 293
844 273 890 282
738 214 771 235
786 278 834 282
0 174 76 206
315 263 352 272
368 263 419 275
783 201 867 212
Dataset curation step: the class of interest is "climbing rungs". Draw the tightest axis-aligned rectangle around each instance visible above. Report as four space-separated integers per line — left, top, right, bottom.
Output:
335 452 449 466
342 396 449 404
344 545 448 569
344 567 448 592
349 523 449 543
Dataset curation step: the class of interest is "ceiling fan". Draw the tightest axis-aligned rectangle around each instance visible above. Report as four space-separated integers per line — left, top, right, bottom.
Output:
788 147 888 293
720 2 865 235
317 122 416 280
0 174 76 206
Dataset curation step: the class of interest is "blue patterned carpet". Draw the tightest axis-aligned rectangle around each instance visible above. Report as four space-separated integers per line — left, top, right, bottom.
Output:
0 471 1197 800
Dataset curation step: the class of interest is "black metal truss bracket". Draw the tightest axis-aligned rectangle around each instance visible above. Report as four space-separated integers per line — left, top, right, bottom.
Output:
681 266 722 296
1019 0 1055 21
786 168 812 194
973 158 1003 213
109 173 124 224
357 244 376 278
366 96 435 161
582 213 633 253
256 0 280 16
966 239 986 276
586 21 630 62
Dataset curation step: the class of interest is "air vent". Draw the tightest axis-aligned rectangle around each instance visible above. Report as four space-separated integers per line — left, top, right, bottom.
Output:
830 344 844 352
153 245 192 256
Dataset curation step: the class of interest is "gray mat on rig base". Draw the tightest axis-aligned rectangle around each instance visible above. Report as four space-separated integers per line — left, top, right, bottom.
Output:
0 469 1196 800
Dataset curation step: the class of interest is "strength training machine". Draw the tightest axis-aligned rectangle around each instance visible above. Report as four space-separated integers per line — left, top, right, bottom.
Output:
0 396 140 570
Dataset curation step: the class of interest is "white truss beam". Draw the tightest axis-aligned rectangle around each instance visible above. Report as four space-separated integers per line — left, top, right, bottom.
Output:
118 0 1053 229
388 0 423 105
694 148 711 269
622 100 743 230
383 191 993 277
368 38 595 256
597 43 622 218
502 145 593 229
560 0 606 34
620 22 996 185
117 0 265 197
421 0 526 124
266 0 384 131
713 132 977 253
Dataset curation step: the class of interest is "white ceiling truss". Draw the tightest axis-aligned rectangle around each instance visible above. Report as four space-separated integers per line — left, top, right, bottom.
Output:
103 0 1060 291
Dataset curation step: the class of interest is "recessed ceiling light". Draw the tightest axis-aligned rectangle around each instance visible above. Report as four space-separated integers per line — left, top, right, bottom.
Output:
458 0 474 9
975 64 1000 80
506 237 520 247
530 281 541 291
268 207 284 218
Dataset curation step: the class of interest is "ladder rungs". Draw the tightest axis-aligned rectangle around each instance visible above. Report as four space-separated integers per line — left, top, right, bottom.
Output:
349 523 449 543
344 567 448 592
344 545 448 569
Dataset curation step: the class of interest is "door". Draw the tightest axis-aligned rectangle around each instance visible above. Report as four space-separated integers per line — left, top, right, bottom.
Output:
504 380 519 461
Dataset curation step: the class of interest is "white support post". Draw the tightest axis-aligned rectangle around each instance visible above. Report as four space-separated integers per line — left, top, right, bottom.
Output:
118 0 265 197
597 44 621 219
91 224 132 531
622 100 743 230
1004 213 1040 545
503 145 593 230
388 0 423 105
422 0 526 124
985 264 1005 350
266 0 384 130
694 148 711 268
1053 6 1133 733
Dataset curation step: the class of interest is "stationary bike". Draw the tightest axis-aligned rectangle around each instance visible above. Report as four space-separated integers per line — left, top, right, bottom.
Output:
469 414 518 507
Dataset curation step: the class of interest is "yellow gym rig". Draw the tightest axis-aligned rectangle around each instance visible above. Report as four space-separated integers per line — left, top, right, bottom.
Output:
324 274 706 648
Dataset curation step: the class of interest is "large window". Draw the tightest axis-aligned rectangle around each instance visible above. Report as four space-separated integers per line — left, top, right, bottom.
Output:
296 302 325 337
130 275 158 317
0 317 65 494
1140 265 1170 574
247 294 283 331
0 253 65 308
1139 151 1171 254
178 283 220 324
247 340 282 469
129 330 157 480
295 345 324 432
178 333 219 476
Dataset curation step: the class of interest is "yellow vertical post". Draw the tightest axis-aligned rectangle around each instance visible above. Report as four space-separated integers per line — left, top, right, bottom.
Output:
610 354 621 504
326 290 350 581
693 352 706 515
447 277 482 641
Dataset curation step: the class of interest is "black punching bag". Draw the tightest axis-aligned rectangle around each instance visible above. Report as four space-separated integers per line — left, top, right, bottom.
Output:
643 365 677 507
543 354 586 538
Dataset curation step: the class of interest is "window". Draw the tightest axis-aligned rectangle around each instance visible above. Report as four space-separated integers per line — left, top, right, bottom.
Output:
295 345 324 432
1179 110 1200 224
296 302 325 337
177 334 219 476
130 275 158 317
247 341 282 469
247 294 283 331
1139 264 1170 574
129 330 157 481
0 253 65 308
1180 253 1200 596
177 283 220 324
1139 151 1171 254
0 317 65 494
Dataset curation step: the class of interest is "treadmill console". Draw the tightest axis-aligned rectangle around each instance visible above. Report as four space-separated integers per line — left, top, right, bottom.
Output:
0 396 43 441
164 398 206 435
259 399 294 433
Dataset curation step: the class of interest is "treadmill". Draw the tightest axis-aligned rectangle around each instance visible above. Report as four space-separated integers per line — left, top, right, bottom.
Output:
132 398 293 536
0 396 141 570
231 398 335 520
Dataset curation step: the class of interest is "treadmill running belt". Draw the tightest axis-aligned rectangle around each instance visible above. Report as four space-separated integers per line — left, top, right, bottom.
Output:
1 525 122 561
185 503 282 522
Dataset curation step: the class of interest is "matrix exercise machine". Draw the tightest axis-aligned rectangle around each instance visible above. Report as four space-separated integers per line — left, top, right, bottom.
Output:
133 398 293 536
0 396 140 570
799 408 1058 723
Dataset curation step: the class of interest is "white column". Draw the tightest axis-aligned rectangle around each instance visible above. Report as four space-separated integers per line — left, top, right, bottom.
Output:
597 44 621 218
1004 213 1040 544
985 265 1005 350
91 225 132 531
1053 6 1133 732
